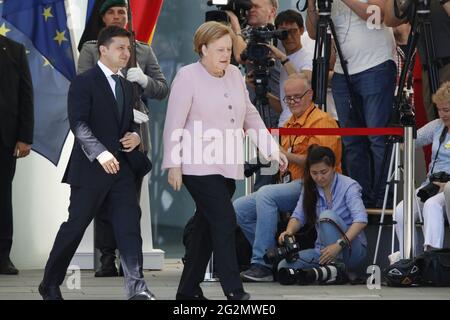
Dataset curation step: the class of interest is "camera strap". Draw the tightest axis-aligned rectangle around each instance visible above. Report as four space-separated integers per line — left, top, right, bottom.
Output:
319 217 352 258
430 126 449 175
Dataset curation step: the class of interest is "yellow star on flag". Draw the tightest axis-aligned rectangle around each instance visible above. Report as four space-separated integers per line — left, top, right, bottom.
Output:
42 7 54 22
0 23 11 37
43 57 54 68
54 30 68 46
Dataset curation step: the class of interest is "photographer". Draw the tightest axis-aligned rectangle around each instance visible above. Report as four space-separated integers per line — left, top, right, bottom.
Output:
394 82 450 256
227 0 281 130
385 0 450 122
306 0 397 208
234 75 342 282
270 10 314 128
278 146 368 272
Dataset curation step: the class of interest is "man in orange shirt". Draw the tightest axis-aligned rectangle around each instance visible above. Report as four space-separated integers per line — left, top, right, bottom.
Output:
234 74 341 282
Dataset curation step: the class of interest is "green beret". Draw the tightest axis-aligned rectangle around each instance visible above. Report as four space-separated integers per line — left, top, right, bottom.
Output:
99 0 127 15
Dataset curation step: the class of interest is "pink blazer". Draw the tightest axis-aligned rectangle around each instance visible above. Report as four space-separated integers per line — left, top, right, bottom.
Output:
162 62 279 180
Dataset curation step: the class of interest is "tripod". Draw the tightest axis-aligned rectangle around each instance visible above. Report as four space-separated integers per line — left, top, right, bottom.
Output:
371 137 425 269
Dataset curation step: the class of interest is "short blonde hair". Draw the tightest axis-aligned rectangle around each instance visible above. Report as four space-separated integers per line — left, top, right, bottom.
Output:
432 81 450 106
193 21 235 58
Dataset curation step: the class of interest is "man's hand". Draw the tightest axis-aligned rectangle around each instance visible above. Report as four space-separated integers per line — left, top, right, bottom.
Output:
120 132 141 152
319 243 342 265
97 151 120 174
266 44 286 61
13 141 31 158
127 65 148 89
168 167 182 191
225 10 241 32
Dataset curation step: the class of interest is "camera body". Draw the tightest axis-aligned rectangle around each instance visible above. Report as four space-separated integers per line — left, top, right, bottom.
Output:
206 0 252 24
417 171 450 203
264 234 300 265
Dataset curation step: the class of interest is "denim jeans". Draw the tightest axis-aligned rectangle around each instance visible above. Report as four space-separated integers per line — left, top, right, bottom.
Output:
332 60 396 206
278 210 367 270
233 180 303 268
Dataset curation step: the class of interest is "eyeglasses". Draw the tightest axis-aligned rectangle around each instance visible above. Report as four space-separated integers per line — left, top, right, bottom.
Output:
283 89 311 104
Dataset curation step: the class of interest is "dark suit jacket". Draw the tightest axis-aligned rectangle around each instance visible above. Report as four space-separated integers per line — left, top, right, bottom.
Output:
63 64 139 187
0 35 34 147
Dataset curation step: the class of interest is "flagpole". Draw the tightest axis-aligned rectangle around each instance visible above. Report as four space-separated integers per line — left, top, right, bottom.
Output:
64 0 81 70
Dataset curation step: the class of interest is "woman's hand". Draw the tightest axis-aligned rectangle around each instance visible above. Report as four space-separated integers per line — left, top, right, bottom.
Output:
433 181 447 193
279 152 289 173
319 243 342 265
168 167 183 191
278 230 293 245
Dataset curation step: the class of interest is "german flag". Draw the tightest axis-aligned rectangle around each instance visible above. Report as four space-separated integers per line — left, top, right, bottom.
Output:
130 0 164 44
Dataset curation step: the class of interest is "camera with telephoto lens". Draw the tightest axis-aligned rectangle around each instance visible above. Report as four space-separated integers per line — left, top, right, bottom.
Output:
206 0 252 24
417 171 450 203
264 235 300 265
278 261 348 285
244 157 272 177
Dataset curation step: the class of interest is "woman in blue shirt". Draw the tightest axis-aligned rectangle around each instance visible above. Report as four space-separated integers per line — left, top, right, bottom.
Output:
395 82 450 256
278 145 368 272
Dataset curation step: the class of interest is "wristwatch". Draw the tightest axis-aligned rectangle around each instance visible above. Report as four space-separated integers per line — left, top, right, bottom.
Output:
281 58 290 66
336 238 348 249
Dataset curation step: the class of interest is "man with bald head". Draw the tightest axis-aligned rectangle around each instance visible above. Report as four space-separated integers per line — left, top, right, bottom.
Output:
233 74 342 282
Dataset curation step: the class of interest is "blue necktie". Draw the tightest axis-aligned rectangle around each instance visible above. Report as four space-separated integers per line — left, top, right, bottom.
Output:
111 74 124 121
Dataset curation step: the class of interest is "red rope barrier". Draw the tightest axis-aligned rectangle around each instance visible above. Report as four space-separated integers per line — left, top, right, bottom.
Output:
269 127 404 136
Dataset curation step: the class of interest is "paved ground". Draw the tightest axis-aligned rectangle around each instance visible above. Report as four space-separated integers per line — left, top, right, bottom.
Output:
0 259 449 300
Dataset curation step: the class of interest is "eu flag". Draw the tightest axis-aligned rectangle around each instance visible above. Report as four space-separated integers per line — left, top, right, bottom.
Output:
1 0 76 165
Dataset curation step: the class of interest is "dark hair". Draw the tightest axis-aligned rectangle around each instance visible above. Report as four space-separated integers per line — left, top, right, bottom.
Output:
97 25 131 55
302 145 336 226
275 10 304 29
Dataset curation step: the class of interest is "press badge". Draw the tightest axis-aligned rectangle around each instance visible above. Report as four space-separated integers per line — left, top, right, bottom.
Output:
282 171 292 184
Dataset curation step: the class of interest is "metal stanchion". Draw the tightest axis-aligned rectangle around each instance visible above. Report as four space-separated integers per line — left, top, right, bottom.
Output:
204 254 218 282
403 125 416 259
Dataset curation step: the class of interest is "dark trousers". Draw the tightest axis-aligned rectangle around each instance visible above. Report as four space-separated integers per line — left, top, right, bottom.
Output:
0 140 16 262
42 163 147 298
178 174 243 297
94 175 143 255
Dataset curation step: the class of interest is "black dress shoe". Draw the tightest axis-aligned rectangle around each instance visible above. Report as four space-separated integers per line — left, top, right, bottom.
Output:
95 253 118 277
176 293 208 300
38 282 63 300
0 258 19 275
226 291 250 300
129 289 156 300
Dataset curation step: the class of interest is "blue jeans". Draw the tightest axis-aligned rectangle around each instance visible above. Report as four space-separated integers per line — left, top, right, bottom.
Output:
332 60 396 206
233 180 303 268
278 210 367 270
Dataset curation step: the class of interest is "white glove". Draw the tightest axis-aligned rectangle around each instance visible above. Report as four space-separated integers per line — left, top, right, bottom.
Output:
133 109 149 124
127 66 148 88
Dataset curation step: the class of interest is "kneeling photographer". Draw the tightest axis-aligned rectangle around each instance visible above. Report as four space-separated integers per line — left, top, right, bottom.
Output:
276 146 368 284
394 82 450 257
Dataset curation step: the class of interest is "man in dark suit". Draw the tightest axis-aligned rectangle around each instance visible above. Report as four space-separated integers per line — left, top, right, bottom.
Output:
0 35 34 275
39 26 154 300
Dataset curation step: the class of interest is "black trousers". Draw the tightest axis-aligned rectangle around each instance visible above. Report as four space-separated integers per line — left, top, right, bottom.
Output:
42 163 147 298
178 174 243 296
94 175 143 254
0 140 16 262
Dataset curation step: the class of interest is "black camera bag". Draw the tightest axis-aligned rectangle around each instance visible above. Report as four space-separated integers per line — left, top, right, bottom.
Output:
415 248 450 287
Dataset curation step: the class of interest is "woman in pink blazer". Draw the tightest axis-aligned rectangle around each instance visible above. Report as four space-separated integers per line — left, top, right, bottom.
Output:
162 21 287 300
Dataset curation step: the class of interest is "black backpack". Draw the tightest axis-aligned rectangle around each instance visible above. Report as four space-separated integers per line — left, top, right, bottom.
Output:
415 248 450 287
